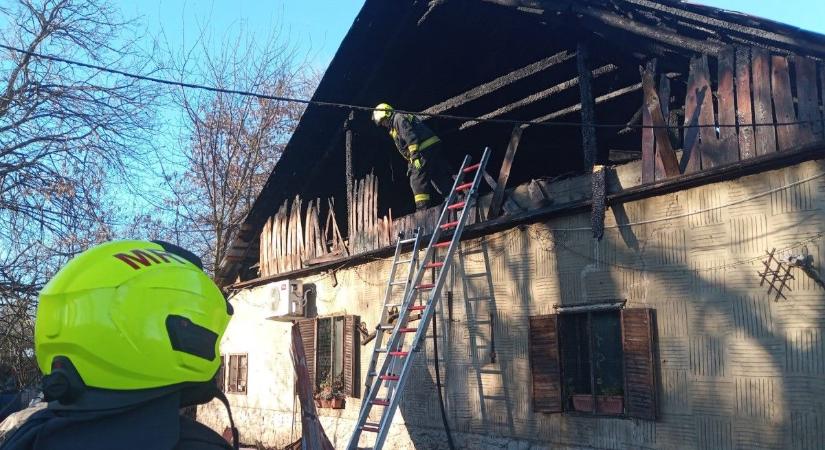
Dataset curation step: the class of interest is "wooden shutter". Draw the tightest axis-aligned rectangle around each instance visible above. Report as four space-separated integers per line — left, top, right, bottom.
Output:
228 355 239 391
621 308 657 420
216 355 226 392
238 354 248 393
529 314 562 413
344 315 360 398
297 318 317 389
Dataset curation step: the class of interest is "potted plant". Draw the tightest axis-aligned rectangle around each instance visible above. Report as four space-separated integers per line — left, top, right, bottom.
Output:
313 374 346 409
596 387 624 415
571 393 594 412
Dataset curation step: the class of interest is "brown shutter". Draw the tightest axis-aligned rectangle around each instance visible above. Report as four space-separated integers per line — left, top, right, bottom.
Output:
216 355 226 392
298 318 317 390
239 354 248 394
621 308 657 420
228 355 239 391
344 315 360 398
529 314 562 413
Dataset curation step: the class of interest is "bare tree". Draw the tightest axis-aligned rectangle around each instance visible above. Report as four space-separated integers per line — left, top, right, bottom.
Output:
0 0 160 387
158 27 315 275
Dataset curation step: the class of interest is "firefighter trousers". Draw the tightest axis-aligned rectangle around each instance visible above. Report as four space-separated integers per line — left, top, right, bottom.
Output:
408 143 454 211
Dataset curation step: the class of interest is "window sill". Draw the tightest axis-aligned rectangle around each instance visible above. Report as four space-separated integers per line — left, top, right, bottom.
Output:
562 411 627 419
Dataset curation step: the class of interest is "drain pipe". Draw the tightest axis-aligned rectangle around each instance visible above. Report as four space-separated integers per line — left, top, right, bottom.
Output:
432 312 456 450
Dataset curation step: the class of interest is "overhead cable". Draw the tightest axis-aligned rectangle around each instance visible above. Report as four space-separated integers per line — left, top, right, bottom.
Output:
3 43 821 130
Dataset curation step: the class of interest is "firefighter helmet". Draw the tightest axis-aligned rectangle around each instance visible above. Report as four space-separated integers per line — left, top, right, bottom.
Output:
372 103 394 126
35 240 231 396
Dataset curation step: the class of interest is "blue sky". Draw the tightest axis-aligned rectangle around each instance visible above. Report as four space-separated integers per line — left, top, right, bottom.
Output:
113 0 824 76
116 0 365 71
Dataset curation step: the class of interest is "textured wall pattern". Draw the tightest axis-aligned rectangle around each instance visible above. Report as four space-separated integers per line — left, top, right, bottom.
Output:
202 159 825 449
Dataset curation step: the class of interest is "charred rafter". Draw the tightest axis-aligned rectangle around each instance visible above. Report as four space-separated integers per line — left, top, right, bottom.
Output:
423 50 576 115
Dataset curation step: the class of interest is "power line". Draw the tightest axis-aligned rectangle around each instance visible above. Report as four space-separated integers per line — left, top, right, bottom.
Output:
3 43 821 130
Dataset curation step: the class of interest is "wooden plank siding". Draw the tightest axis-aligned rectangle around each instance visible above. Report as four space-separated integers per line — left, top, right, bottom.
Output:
622 308 657 420
735 46 756 160
529 314 563 413
716 47 739 165
639 46 824 183
751 47 778 156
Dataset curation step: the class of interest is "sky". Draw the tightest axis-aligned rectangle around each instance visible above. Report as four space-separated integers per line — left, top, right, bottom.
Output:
116 0 365 72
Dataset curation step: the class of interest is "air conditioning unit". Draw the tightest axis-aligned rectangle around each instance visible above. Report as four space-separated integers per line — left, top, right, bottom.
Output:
267 280 305 321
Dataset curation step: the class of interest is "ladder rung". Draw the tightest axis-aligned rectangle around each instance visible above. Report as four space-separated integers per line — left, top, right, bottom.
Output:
456 182 473 191
390 281 407 285
379 375 399 381
385 303 402 308
373 399 390 406
463 163 481 173
434 241 451 248
408 305 427 311
395 259 413 264
424 261 444 269
389 351 409 357
379 325 394 330
416 283 435 290
399 328 417 333
363 426 380 433
447 201 466 210
400 238 417 244
440 221 459 230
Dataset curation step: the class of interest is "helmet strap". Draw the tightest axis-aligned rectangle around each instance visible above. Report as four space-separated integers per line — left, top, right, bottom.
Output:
215 390 240 450
42 356 86 404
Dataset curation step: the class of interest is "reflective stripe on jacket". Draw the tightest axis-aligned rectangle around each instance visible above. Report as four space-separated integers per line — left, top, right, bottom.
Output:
389 113 440 161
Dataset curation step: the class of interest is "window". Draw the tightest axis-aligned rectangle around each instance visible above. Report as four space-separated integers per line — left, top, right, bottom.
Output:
559 311 624 415
226 354 248 394
316 316 346 390
297 315 360 398
529 308 656 420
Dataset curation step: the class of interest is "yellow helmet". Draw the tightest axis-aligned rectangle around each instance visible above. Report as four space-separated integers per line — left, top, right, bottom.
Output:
372 103 394 126
35 240 231 401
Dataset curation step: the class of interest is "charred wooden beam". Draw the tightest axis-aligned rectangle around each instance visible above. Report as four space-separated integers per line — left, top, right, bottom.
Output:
424 50 575 115
641 60 679 177
488 125 525 219
622 0 825 56
345 111 354 233
530 82 643 123
460 64 617 130
577 43 598 171
572 4 727 56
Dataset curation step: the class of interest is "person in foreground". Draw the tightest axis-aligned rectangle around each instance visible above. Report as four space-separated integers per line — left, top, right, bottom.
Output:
0 240 238 450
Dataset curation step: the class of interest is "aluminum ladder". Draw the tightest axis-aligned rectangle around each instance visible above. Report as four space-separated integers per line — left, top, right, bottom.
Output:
362 228 423 394
347 147 491 450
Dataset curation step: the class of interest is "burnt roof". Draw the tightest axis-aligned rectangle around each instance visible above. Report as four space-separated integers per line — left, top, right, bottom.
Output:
218 0 825 285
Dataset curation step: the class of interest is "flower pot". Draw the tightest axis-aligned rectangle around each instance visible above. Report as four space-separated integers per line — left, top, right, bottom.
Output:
571 394 594 412
329 398 346 409
596 395 624 415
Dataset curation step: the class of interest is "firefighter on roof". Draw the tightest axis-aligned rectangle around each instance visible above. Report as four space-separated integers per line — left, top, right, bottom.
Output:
373 103 454 211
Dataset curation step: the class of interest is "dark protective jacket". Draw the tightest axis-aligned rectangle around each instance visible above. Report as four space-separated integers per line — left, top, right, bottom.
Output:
0 393 231 450
389 113 441 162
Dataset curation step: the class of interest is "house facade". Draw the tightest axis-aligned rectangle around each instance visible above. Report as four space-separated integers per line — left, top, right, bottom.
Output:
199 1 825 449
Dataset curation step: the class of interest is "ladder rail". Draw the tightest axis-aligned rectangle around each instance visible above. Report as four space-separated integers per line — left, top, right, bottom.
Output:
371 148 489 449
353 229 422 442
363 229 422 392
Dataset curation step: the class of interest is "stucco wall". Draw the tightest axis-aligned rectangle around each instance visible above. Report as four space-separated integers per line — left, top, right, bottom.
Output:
201 158 825 449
